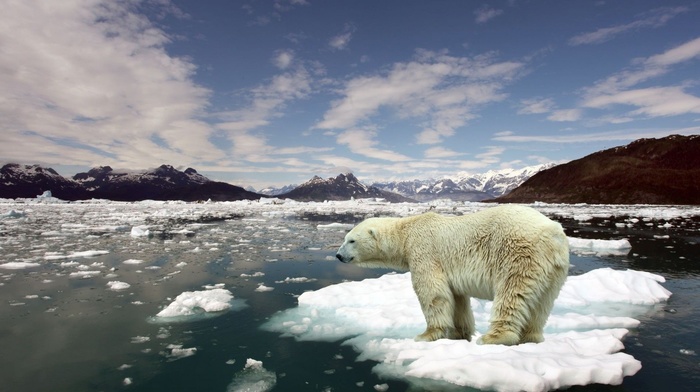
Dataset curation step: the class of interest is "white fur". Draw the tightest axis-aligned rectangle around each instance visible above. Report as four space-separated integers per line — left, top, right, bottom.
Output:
336 205 570 345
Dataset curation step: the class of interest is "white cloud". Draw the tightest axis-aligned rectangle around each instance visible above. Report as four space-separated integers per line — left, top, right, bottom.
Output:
582 37 700 118
476 146 505 163
492 127 700 143
315 50 523 146
569 7 688 46
273 49 295 69
518 98 556 115
336 128 411 162
547 109 583 122
423 146 463 159
584 86 700 117
0 0 220 169
215 67 313 161
329 24 356 50
474 5 503 24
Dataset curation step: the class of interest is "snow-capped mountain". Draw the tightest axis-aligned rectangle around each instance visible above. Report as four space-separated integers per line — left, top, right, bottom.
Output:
372 163 556 201
73 165 209 191
0 163 90 199
279 173 413 203
0 163 260 202
257 184 298 196
72 165 259 201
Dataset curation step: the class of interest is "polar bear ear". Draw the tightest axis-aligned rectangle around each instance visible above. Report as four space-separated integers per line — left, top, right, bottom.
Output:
368 228 378 240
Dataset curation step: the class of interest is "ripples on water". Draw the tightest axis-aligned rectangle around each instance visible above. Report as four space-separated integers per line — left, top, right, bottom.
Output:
0 200 698 391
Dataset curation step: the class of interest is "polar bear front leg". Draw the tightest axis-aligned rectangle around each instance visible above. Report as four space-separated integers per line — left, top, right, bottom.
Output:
412 271 456 342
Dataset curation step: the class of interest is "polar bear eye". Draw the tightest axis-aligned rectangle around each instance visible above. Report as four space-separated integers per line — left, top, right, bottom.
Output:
348 240 355 244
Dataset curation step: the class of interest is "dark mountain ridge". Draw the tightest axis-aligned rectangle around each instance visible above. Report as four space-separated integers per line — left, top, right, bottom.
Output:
279 173 413 203
497 134 700 205
0 164 260 202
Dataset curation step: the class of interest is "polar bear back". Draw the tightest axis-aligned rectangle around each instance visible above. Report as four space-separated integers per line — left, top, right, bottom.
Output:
397 205 569 300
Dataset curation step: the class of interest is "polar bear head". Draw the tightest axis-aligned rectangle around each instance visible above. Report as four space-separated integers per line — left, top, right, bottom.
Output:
335 217 407 270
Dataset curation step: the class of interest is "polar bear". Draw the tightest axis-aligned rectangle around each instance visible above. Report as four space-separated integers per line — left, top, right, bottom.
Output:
335 205 569 345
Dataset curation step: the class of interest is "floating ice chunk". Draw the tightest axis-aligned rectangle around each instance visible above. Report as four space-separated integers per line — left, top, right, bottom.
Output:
107 281 131 291
45 250 109 260
130 336 150 344
241 272 265 278
275 277 317 284
69 270 101 279
568 237 632 256
130 226 150 237
162 344 197 361
123 259 144 265
227 358 276 392
153 287 246 322
1 210 26 219
0 261 40 269
123 377 133 386
317 222 355 230
255 283 274 292
263 268 670 391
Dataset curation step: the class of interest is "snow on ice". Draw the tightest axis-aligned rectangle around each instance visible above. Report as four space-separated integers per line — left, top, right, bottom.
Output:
0 261 40 269
227 359 277 392
568 237 632 256
107 281 131 291
1 197 694 391
152 286 247 322
263 268 671 392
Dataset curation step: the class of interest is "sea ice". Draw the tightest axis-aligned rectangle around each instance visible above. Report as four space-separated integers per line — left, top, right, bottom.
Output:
107 281 131 291
153 287 246 322
130 225 150 237
567 237 632 256
255 283 274 292
226 358 277 392
263 268 671 392
44 250 109 260
0 261 40 269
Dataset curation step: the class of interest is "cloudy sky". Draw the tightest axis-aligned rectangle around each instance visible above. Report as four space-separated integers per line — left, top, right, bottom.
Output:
2 0 699 189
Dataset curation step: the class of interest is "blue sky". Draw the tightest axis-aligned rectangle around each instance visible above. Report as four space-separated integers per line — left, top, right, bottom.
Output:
1 0 699 189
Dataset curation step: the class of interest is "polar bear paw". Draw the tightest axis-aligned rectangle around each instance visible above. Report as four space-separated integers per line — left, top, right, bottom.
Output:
477 330 520 346
414 327 453 342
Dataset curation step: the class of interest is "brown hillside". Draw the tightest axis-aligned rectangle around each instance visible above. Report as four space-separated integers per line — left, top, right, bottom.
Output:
496 134 700 205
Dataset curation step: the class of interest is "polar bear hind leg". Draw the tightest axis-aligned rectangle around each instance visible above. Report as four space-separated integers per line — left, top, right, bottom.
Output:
453 292 475 341
478 273 535 346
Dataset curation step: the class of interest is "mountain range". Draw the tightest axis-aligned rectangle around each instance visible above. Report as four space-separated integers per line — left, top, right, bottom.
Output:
371 163 556 202
277 173 414 203
3 135 698 204
0 164 259 202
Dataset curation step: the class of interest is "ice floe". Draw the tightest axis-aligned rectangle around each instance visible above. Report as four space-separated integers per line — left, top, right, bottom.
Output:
0 261 40 269
568 237 632 256
226 359 276 392
263 268 671 391
152 286 247 322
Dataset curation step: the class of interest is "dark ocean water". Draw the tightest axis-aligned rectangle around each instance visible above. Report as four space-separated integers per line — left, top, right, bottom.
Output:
0 203 698 392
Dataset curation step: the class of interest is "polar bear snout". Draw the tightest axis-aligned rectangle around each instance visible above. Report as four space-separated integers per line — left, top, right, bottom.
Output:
335 249 353 263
